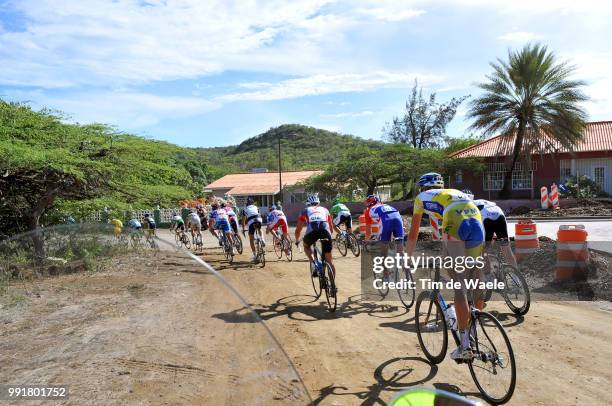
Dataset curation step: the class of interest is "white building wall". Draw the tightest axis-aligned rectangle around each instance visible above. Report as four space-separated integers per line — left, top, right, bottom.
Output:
560 158 612 194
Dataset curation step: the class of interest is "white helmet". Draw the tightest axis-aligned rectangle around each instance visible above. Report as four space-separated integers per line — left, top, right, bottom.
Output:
417 172 444 188
306 193 320 205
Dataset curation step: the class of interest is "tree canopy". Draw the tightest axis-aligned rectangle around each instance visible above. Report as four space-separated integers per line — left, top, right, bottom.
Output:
0 100 211 236
384 80 467 149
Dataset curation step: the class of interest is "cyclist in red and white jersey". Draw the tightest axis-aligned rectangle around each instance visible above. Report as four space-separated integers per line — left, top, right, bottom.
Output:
295 193 335 277
266 205 289 241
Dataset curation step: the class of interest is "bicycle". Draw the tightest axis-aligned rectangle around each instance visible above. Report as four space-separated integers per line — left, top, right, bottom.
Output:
193 232 204 252
218 232 234 263
144 229 159 250
129 230 143 249
415 266 516 404
233 232 244 255
272 230 293 261
484 241 530 315
334 227 360 257
244 229 266 267
368 238 415 309
301 238 337 312
176 229 191 250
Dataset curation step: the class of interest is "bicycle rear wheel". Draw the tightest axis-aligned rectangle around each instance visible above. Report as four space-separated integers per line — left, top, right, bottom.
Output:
335 233 348 257
468 311 516 404
181 234 191 250
283 237 293 262
396 267 415 309
348 233 360 257
415 291 448 364
234 234 243 255
323 262 337 312
501 265 530 315
258 240 266 268
310 252 322 299
273 235 283 259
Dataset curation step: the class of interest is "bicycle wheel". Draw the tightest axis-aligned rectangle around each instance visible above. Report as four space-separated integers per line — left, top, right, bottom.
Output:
258 240 266 268
335 233 348 257
174 231 180 245
373 268 389 297
501 265 530 315
415 290 448 364
309 259 322 298
396 267 415 309
234 234 244 255
348 233 360 257
273 235 283 259
181 234 191 250
283 237 293 262
468 311 516 404
323 262 337 312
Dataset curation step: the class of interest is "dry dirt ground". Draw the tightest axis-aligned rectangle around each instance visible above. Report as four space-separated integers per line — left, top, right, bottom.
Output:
1 231 611 405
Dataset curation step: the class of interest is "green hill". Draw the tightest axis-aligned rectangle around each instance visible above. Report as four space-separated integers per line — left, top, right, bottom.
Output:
197 124 382 179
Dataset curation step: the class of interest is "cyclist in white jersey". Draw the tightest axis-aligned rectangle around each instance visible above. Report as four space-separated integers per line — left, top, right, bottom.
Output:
240 197 264 261
472 197 518 269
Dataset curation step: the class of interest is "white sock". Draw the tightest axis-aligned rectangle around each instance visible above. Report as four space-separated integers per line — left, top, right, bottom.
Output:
460 329 470 349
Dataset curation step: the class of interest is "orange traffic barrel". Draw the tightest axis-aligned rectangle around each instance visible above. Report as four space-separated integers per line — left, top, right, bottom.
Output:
555 225 589 281
514 219 539 260
358 213 380 237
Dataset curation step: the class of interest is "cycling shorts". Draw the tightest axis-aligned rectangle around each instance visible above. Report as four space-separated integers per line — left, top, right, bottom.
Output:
113 227 122 235
483 216 508 241
271 219 288 235
189 222 202 232
215 219 231 232
333 212 352 228
303 228 333 254
442 201 484 255
248 221 262 235
379 216 404 242
175 223 185 231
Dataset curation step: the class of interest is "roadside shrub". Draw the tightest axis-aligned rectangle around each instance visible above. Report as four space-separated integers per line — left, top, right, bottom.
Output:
562 175 608 198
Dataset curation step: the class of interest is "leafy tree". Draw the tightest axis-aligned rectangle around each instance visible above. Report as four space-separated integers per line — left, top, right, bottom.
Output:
384 80 467 149
0 100 210 238
467 43 588 198
444 135 483 154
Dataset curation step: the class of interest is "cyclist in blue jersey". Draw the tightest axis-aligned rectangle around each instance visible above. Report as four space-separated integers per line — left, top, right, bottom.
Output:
364 194 404 257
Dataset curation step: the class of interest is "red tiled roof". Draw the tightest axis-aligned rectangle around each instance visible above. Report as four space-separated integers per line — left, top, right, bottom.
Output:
450 121 612 158
205 170 322 196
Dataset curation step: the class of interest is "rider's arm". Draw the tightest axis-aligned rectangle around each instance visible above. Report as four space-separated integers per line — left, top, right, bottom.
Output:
405 212 422 256
294 218 304 242
364 209 372 239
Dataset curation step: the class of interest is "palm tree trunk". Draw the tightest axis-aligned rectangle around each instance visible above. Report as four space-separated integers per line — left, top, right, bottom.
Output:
499 126 525 199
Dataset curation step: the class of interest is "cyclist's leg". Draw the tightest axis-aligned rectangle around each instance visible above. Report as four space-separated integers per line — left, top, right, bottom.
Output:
321 229 334 271
495 216 517 267
248 222 257 257
345 214 353 234
302 231 316 263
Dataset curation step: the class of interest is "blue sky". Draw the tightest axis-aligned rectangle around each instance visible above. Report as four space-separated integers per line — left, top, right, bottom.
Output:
1 0 611 147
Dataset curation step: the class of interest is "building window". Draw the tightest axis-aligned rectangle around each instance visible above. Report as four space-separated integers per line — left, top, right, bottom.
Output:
594 167 605 188
561 167 572 180
483 172 504 191
512 170 532 190
455 170 463 184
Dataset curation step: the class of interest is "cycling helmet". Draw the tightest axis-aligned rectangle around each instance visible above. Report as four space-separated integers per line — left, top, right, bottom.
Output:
246 196 255 205
306 193 320 205
269 205 277 211
211 203 219 210
365 194 380 207
417 172 444 188
332 197 341 205
461 189 474 200
144 213 150 218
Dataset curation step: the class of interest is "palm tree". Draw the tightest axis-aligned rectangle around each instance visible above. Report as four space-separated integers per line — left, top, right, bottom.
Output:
467 43 588 198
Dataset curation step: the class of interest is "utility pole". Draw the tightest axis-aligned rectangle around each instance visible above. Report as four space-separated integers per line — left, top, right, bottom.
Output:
278 136 282 205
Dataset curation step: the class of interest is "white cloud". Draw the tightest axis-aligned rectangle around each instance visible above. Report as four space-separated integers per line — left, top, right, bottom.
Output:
356 7 425 22
217 72 443 102
568 52 612 120
4 89 218 129
497 31 537 42
322 110 375 118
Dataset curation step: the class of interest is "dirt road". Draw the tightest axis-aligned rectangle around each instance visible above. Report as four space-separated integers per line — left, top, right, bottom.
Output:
1 231 611 405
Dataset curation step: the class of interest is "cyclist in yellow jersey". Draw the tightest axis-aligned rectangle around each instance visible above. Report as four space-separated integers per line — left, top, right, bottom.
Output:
405 172 485 361
110 218 123 235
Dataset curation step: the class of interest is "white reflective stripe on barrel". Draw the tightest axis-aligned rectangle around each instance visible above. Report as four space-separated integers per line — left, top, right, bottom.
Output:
557 242 588 250
514 234 538 240
556 260 588 268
